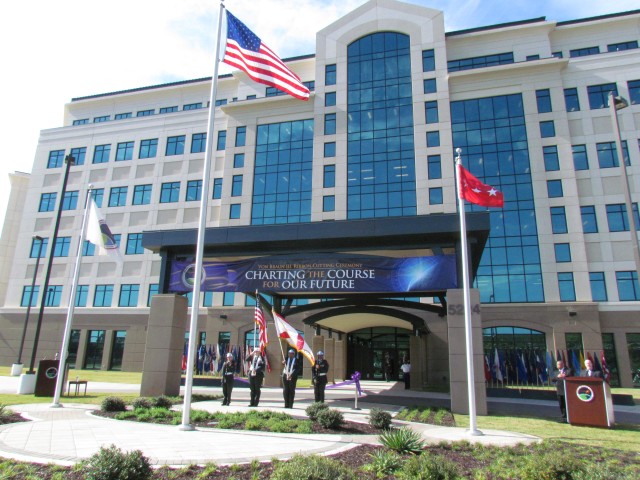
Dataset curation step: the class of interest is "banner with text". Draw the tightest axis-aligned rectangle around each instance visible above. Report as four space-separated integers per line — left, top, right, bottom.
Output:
169 254 457 293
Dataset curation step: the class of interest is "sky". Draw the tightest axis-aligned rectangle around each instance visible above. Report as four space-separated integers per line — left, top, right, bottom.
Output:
0 0 638 228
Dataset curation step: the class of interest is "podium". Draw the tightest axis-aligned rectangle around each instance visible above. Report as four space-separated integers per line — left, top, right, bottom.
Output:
564 377 614 428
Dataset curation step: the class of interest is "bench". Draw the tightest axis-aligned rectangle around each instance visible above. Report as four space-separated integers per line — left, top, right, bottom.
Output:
68 380 88 396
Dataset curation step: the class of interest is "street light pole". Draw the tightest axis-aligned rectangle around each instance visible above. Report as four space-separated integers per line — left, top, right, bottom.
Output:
608 92 640 283
27 154 75 374
15 235 44 366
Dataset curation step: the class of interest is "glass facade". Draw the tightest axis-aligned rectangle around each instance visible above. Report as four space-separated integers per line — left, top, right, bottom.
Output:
346 32 416 219
251 120 313 224
451 94 543 303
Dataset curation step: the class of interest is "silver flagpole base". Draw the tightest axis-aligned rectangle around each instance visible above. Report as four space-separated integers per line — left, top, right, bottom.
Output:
467 428 484 436
178 423 195 431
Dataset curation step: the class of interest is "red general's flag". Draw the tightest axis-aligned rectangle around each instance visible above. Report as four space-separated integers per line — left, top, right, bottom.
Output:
223 10 310 101
457 164 504 208
272 311 315 364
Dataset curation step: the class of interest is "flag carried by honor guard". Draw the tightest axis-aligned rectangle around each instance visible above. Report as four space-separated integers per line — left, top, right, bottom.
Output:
273 311 314 364
223 10 310 101
457 164 504 208
86 198 123 262
254 299 268 352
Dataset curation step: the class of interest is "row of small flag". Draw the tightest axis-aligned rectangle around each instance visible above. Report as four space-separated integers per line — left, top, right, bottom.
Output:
484 348 611 385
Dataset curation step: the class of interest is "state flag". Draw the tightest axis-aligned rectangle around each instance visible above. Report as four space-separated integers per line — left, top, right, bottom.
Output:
86 198 123 262
273 311 314 364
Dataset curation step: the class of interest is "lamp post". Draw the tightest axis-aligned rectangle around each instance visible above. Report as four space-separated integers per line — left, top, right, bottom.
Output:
27 154 75 374
608 92 640 283
12 235 44 375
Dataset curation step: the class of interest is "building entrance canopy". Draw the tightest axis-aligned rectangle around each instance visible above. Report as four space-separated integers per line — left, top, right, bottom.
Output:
143 213 490 300
168 253 457 294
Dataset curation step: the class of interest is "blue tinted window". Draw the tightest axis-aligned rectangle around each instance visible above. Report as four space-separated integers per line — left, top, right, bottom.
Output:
429 187 443 205
21 286 39 307
230 204 241 219
581 206 598 233
234 153 245 168
75 285 88 307
216 131 226 150
159 106 178 113
83 240 95 256
324 142 336 157
425 101 438 123
323 195 335 212
325 64 336 86
324 165 335 188
589 272 607 301
427 155 441 179
191 133 206 153
94 285 113 307
186 180 202 201
53 237 71 257
116 141 134 161
92 189 104 208
629 80 640 105
422 49 435 72
47 150 65 168
252 119 314 224
426 131 440 147
543 146 559 171
587 83 618 109
554 243 571 262
451 93 543 303
572 145 588 170
325 92 336 107
236 126 246 147
139 139 158 159
136 109 154 117
423 79 436 94
62 191 79 210
125 233 144 255
183 102 202 110
324 113 336 135
39 193 56 212
119 284 139 307
570 46 599 58
223 292 235 306
608 41 638 52
232 175 243 197
108 187 127 207
45 285 63 306
535 89 552 113
166 135 185 156
448 52 513 71
564 88 580 112
30 237 47 258
160 182 180 203
551 206 568 233
93 144 110 163
147 284 159 306
597 141 629 168
212 178 223 199
133 184 152 205
547 180 563 198
558 272 576 301
70 147 86 166
539 121 555 138
616 271 640 301
347 32 416 220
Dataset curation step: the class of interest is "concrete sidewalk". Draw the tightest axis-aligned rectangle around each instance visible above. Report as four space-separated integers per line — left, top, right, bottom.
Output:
0 376 541 467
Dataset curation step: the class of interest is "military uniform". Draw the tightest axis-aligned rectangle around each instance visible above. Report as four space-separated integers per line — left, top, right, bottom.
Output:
313 352 329 403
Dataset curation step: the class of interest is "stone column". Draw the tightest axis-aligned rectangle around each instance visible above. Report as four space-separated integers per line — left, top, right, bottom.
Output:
323 337 335 383
334 338 346 381
102 330 115 370
264 322 283 387
447 288 487 415
140 294 188 397
409 334 422 390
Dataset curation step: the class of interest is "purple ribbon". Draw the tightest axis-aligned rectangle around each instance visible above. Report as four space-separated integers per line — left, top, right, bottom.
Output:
326 371 363 396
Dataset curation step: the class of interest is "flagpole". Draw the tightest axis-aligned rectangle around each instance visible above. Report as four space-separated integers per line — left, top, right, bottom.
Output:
51 186 93 407
180 0 226 431
455 148 482 436
253 290 258 351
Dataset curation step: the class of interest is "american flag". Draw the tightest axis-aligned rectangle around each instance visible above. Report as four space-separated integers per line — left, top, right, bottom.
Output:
223 10 310 101
254 297 268 352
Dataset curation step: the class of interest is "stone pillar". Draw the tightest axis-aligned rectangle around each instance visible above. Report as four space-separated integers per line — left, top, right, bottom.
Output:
447 288 487 415
312 335 325 361
264 322 283 387
323 337 335 383
140 294 188 397
75 330 89 370
409 334 422 390
102 330 115 370
334 338 346 381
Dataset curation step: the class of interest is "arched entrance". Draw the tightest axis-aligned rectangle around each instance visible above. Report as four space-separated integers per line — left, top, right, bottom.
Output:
347 327 411 381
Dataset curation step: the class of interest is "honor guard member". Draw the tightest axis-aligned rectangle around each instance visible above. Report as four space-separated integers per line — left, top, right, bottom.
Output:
282 349 302 408
221 353 236 406
313 350 329 403
247 348 266 406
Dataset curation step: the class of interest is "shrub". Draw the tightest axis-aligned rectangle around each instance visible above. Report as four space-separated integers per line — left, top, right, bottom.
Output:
379 427 425 455
369 407 392 430
316 408 344 429
81 444 152 480
397 453 461 479
306 402 329 421
114 411 137 421
130 397 152 410
190 409 213 424
100 396 126 413
270 454 355 480
153 395 174 409
362 449 402 477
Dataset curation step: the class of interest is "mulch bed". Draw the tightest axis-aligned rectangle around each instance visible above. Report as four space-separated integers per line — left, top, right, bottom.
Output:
0 412 29 425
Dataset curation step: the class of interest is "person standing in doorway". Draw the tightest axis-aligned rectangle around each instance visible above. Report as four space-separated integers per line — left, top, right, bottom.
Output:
282 349 302 408
246 348 265 406
221 352 235 406
400 358 411 389
551 360 572 422
313 350 329 403
384 353 394 382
